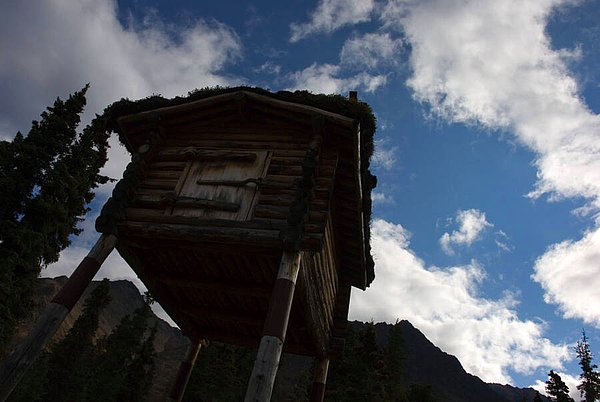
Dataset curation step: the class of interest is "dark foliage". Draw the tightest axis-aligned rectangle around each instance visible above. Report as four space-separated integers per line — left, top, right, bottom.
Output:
8 282 156 402
546 370 574 402
575 331 600 402
0 86 110 354
325 321 434 401
90 297 157 401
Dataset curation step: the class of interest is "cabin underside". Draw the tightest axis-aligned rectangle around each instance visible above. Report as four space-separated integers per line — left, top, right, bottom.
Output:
116 217 350 356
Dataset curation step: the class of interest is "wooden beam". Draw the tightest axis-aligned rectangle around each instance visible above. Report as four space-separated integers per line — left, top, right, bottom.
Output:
183 306 264 327
244 252 302 402
160 276 271 298
168 339 205 402
0 234 117 402
309 357 330 402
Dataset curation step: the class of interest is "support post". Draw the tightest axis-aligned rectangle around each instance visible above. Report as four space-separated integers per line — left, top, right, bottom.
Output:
309 357 330 402
168 339 204 402
0 234 117 402
244 251 302 402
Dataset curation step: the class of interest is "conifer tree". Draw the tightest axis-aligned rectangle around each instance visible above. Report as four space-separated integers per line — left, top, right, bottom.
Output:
44 279 111 401
575 331 600 402
9 279 111 402
546 370 574 402
385 320 407 401
90 295 157 401
0 86 110 354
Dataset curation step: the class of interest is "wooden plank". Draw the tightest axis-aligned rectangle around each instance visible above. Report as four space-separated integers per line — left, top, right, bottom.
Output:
148 161 187 170
145 170 181 180
171 151 271 221
124 212 285 230
155 148 259 163
183 306 264 327
159 276 271 298
168 341 203 402
118 221 281 247
134 194 241 212
138 178 177 190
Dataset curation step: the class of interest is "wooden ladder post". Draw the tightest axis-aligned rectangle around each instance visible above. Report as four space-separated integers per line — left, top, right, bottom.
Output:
309 356 330 402
0 234 117 402
168 339 205 402
244 251 302 402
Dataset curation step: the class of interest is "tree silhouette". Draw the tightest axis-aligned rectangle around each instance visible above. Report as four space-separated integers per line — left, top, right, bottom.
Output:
575 330 600 402
0 86 110 354
546 370 574 402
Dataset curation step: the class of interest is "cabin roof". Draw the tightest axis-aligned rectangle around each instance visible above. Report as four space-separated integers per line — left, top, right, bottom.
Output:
103 86 376 287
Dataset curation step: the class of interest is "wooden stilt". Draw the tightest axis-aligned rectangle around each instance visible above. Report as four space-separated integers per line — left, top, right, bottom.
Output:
309 356 330 402
244 251 302 402
0 234 117 402
168 339 204 402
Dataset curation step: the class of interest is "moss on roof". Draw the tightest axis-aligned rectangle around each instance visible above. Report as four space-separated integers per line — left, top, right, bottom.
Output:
102 86 377 286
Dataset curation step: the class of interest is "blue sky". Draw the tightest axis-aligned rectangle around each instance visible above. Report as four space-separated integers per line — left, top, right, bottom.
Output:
1 0 599 396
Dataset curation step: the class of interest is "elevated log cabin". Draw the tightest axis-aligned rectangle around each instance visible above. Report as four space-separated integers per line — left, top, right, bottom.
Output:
98 88 377 400
0 87 377 402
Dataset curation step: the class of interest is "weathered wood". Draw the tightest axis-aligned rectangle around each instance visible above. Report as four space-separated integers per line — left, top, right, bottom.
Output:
156 147 258 163
245 252 302 402
183 306 264 327
138 178 177 190
0 234 117 401
145 170 182 180
134 193 241 212
168 340 204 402
118 221 281 247
171 151 271 220
244 336 283 402
309 357 330 402
160 276 270 298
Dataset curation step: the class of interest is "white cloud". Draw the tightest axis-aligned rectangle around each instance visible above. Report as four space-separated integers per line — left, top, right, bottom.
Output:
381 0 600 324
532 223 600 327
382 0 600 210
340 32 403 70
3 0 241 323
289 0 375 42
351 219 571 383
531 371 580 401
372 191 395 204
287 63 386 94
0 0 242 185
372 138 398 170
494 230 514 253
440 209 493 255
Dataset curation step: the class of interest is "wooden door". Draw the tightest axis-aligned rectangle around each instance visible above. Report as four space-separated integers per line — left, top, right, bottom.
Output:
170 150 271 220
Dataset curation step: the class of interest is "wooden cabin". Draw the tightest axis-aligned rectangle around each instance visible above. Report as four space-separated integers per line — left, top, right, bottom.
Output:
96 87 376 397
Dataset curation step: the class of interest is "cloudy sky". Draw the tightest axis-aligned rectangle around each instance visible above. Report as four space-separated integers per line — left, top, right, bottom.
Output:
2 0 599 395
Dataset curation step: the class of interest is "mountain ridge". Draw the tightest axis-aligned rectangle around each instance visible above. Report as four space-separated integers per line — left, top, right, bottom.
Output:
10 277 547 401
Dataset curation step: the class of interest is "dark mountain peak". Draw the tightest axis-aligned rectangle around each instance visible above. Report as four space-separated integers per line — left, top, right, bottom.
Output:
24 279 546 402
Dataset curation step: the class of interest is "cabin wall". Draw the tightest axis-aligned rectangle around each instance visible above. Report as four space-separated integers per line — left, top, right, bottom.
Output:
297 216 339 356
113 111 346 354
122 118 338 252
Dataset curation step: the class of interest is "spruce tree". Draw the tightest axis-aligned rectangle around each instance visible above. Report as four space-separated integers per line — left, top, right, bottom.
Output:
575 331 600 402
546 370 574 402
9 279 111 402
44 279 111 401
90 295 157 401
0 86 110 354
385 320 407 401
